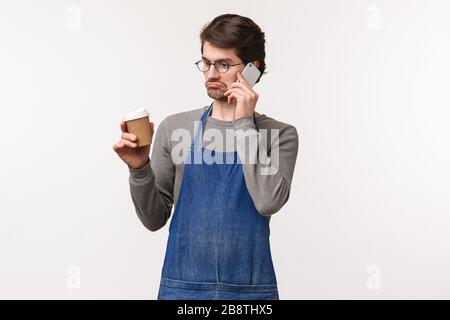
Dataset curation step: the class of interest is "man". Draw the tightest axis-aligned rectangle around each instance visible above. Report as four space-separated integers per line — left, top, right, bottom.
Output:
113 14 299 300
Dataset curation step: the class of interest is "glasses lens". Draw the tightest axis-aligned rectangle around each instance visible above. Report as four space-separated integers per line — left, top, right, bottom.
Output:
216 61 229 73
196 60 208 72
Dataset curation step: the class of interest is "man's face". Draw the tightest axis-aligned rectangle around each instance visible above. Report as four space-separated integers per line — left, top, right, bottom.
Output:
201 41 245 102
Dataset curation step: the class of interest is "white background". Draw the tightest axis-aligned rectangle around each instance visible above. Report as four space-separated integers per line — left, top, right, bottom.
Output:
0 0 449 299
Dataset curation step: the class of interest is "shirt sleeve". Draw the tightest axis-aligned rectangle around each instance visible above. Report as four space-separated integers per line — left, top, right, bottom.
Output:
234 115 299 216
128 117 175 231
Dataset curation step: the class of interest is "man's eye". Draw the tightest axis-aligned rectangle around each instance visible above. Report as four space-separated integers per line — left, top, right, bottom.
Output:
219 61 228 67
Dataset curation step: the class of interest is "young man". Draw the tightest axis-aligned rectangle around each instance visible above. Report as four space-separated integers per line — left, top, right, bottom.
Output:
113 14 299 300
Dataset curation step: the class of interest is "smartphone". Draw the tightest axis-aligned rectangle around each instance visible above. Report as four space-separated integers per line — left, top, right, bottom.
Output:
240 62 261 87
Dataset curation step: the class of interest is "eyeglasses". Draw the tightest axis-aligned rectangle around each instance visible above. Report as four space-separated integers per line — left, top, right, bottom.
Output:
195 59 244 73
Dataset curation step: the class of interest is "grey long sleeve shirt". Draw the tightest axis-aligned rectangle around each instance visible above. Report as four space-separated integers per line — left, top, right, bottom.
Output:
128 105 299 232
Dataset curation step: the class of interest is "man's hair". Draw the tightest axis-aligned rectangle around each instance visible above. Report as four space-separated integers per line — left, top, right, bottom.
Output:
200 14 267 84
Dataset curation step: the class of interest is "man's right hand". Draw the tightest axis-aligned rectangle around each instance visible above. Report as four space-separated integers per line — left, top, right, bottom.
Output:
112 120 155 170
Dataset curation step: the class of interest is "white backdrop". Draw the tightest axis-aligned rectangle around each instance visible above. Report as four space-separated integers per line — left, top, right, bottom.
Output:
0 0 449 299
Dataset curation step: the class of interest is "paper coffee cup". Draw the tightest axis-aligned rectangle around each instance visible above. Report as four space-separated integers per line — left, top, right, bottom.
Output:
123 107 152 147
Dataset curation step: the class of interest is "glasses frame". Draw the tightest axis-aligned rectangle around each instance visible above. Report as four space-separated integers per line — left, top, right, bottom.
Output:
195 59 244 73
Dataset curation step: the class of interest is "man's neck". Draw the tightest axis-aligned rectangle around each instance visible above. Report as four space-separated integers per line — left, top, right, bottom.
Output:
210 99 236 121
209 99 262 121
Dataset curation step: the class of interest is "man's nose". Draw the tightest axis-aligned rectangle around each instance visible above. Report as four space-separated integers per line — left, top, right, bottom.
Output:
205 65 220 78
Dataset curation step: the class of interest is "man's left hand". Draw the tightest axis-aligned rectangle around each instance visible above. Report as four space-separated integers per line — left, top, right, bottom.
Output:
224 71 259 120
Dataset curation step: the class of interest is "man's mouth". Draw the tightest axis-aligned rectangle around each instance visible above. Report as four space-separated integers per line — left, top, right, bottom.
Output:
207 82 222 88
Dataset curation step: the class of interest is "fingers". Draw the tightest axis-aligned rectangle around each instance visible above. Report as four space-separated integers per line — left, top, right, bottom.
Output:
226 86 247 95
117 132 138 149
114 138 138 150
236 72 251 89
121 132 138 142
228 83 256 99
121 138 137 148
224 87 247 104
225 84 249 96
112 142 124 151
115 120 154 151
228 92 240 105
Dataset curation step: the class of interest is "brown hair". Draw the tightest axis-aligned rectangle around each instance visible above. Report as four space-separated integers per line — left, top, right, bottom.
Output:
200 14 267 84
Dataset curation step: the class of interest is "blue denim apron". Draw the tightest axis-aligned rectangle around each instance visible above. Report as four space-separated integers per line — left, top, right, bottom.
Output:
157 103 279 300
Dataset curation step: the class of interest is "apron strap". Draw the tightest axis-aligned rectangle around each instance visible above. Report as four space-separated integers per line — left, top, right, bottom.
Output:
192 102 213 149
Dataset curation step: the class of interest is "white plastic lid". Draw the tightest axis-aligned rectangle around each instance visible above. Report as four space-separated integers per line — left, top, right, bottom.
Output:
123 107 149 121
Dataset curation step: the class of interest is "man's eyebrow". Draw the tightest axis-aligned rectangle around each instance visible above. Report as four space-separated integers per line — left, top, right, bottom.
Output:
202 56 234 63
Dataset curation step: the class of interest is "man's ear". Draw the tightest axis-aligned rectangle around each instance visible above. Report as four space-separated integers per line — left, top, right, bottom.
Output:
252 60 260 69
